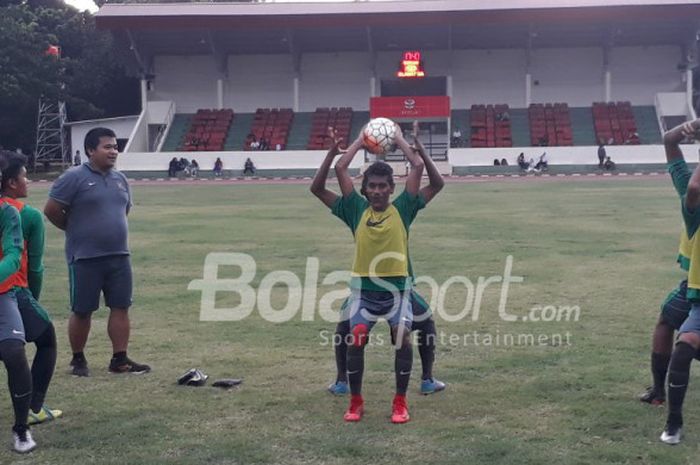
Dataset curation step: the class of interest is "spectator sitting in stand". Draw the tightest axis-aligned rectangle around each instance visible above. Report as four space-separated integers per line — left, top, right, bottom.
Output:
213 157 223 177
243 158 256 176
517 153 528 171
534 152 548 171
179 158 190 176
603 156 616 171
250 139 260 151
624 131 640 144
168 157 180 177
451 128 462 147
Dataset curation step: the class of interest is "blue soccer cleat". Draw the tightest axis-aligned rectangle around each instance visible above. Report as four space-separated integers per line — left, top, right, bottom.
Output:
327 381 349 395
420 378 446 395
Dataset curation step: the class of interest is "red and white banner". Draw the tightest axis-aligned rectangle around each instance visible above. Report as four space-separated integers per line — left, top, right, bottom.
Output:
370 96 450 119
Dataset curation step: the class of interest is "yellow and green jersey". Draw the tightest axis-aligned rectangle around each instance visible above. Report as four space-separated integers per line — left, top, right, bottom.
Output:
331 189 425 291
671 158 700 299
678 230 692 272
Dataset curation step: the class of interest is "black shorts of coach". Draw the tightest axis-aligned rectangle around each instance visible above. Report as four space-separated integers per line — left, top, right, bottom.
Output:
68 255 133 314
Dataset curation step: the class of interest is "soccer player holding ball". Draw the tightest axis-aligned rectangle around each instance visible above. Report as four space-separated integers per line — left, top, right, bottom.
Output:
658 118 700 444
319 123 446 397
310 120 442 423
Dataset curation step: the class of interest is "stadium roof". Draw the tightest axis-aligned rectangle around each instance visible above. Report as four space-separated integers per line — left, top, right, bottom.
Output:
98 1 700 57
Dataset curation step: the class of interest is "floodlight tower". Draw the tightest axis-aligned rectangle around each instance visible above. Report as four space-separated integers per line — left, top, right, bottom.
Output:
33 45 69 171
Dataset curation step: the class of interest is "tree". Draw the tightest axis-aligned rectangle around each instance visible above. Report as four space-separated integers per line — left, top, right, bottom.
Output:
0 2 138 153
0 5 61 151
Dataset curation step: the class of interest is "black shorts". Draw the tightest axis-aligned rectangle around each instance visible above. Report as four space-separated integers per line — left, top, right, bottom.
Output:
69 255 133 314
338 289 434 333
0 291 24 343
660 279 691 331
15 288 51 342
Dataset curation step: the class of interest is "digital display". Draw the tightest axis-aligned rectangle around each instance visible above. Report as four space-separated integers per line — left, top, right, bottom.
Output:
397 51 425 78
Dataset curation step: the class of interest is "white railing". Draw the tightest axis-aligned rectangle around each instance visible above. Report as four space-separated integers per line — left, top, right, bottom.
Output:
154 101 176 152
123 109 148 153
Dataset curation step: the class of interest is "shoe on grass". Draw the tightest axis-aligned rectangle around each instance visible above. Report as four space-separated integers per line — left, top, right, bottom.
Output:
28 406 62 425
70 357 89 377
327 381 349 396
420 378 446 395
108 357 151 374
639 386 665 405
391 395 410 424
660 423 682 445
12 425 36 453
344 395 364 422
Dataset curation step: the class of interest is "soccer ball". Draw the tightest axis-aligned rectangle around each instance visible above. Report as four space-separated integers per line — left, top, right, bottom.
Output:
362 118 398 155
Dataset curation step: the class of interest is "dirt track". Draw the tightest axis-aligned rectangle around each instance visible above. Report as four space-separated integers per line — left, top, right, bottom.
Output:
29 172 669 187
117 172 668 187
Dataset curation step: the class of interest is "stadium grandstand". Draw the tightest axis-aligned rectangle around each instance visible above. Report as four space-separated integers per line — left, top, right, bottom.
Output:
75 0 700 175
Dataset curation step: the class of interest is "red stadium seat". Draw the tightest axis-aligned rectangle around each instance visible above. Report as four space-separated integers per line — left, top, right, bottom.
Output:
592 102 639 145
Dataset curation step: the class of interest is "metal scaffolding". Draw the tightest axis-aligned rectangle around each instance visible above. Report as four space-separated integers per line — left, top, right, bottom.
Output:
34 98 69 171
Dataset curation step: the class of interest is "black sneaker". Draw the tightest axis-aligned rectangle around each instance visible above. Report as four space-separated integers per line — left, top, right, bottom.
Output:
70 357 90 377
639 386 665 405
108 357 151 374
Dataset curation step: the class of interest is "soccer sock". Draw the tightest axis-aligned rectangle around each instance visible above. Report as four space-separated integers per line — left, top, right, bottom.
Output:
0 339 32 428
418 319 436 380
334 321 349 383
112 351 127 363
667 341 695 427
72 351 86 362
347 345 365 396
30 324 57 413
651 352 671 394
395 343 413 395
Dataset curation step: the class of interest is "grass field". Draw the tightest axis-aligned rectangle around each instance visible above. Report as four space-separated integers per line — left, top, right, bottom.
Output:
3 177 700 464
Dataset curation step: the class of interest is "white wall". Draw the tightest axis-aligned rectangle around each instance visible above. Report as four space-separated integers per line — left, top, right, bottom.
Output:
451 49 527 108
449 145 669 166
69 116 138 158
299 52 371 111
124 111 148 153
529 47 604 105
151 56 218 112
610 46 683 104
657 92 688 116
226 55 294 111
116 144 680 172
146 45 685 114
146 101 174 124
116 150 365 171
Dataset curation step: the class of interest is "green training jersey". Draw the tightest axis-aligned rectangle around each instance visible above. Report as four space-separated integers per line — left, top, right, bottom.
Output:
331 189 425 291
20 205 45 299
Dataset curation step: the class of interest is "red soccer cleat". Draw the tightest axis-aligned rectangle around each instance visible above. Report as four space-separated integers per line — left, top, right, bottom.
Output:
391 394 410 424
344 395 364 422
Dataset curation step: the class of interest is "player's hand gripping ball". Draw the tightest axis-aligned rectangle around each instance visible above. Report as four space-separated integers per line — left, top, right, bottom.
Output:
362 118 398 156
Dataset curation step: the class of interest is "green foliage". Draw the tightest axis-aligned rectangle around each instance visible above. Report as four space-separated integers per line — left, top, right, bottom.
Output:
0 1 138 153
